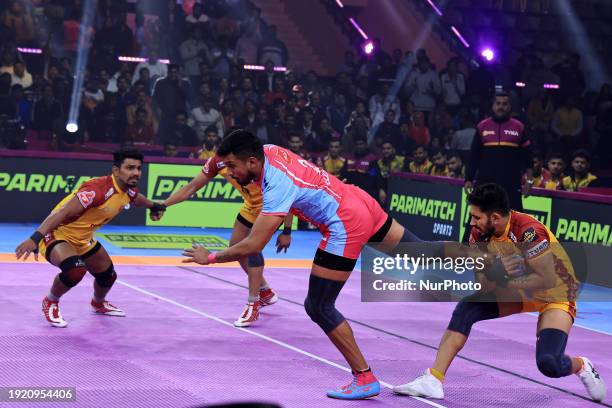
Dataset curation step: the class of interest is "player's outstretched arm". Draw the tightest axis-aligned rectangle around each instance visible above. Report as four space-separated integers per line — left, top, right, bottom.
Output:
15 196 86 261
164 171 211 207
182 214 284 264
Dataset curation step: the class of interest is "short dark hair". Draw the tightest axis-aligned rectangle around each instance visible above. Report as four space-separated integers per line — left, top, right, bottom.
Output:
205 125 218 134
113 148 144 167
571 149 591 162
447 150 462 160
431 148 447 157
468 183 510 216
217 129 263 160
546 152 564 162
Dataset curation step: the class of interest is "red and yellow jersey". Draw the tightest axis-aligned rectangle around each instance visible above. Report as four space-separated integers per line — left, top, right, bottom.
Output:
49 175 138 246
470 211 578 303
202 155 262 217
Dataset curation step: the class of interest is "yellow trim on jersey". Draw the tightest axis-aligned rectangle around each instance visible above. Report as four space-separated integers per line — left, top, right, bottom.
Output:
483 141 520 147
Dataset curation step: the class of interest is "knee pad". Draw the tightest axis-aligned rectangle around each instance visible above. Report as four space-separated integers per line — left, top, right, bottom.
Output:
247 253 264 268
304 275 346 334
447 292 499 337
58 256 87 288
92 264 117 288
536 328 572 378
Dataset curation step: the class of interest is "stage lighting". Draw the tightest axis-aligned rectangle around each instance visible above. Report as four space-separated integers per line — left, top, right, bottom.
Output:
481 48 495 62
363 41 375 55
66 122 78 133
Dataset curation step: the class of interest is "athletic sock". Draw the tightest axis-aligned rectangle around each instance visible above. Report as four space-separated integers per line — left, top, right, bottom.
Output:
47 292 60 302
248 295 260 303
429 368 445 382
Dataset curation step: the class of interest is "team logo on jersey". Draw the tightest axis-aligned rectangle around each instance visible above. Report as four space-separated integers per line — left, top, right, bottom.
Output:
521 227 537 243
504 130 519 136
509 231 517 242
128 188 136 198
526 239 549 259
277 149 291 164
104 188 115 200
483 130 495 136
77 190 96 208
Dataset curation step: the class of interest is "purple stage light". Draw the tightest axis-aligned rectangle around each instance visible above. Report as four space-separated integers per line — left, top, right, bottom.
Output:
481 48 495 62
349 17 369 40
451 26 470 48
426 0 443 16
363 41 375 55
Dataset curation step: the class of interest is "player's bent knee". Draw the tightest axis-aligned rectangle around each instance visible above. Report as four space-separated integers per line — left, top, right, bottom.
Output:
304 275 346 334
536 328 572 378
447 292 499 337
92 263 117 288
247 253 264 268
58 256 88 288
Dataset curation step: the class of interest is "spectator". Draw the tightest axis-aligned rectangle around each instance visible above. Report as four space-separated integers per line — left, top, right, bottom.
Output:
256 60 277 93
440 58 465 115
1 1 35 45
544 152 565 190
264 77 287 106
405 56 441 119
221 99 236 130
236 22 261 64
551 97 584 156
307 117 334 153
125 107 155 144
188 96 224 142
527 89 555 146
0 51 17 74
369 82 400 135
253 107 274 144
375 140 406 204
562 149 598 191
286 131 310 160
407 145 433 174
238 76 260 105
429 149 450 177
126 89 157 132
186 2 210 26
237 98 257 130
449 113 476 161
164 143 179 157
447 151 465 179
210 38 236 78
180 26 212 87
340 135 379 199
10 61 31 89
317 139 346 177
172 110 198 146
257 25 288 66
374 109 401 151
522 152 551 188
326 92 351 134
10 84 30 127
191 126 219 160
408 111 431 147
132 49 168 84
552 53 586 100
152 64 190 143
337 50 357 76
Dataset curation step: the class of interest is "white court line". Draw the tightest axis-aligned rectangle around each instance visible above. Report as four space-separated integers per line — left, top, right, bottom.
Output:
526 312 612 336
117 279 447 408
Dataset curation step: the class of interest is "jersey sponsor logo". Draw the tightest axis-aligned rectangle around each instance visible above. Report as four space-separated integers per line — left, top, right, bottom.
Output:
482 130 495 136
77 190 96 208
104 188 115 200
521 227 537 243
127 188 136 197
278 149 292 164
526 239 549 258
504 130 519 136
509 231 517 242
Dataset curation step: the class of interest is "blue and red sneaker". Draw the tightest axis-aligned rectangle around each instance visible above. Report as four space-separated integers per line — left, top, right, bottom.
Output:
326 370 380 400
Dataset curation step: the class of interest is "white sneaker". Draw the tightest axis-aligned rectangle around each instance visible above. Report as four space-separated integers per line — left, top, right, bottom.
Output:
233 302 260 327
577 357 606 402
42 297 68 328
91 300 126 317
394 369 444 399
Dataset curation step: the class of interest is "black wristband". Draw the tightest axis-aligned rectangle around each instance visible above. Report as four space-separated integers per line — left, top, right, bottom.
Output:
150 202 167 213
30 231 44 245
281 227 292 235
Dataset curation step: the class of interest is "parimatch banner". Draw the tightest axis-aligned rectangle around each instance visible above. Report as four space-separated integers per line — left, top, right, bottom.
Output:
0 157 145 225
146 163 243 228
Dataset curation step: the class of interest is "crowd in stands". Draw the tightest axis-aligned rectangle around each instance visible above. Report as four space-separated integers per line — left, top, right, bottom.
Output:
0 0 610 206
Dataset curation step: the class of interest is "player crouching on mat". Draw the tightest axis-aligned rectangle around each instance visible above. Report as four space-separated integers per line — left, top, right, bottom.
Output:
15 149 163 328
180 130 432 400
394 183 606 402
149 153 293 327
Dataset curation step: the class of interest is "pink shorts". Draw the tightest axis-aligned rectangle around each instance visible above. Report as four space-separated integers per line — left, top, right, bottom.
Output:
319 185 389 260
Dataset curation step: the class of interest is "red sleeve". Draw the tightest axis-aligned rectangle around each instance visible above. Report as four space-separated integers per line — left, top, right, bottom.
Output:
517 222 551 259
75 178 107 209
202 155 223 177
468 227 480 244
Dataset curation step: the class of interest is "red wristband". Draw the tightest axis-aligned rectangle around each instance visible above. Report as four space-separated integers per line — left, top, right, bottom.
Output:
207 253 217 264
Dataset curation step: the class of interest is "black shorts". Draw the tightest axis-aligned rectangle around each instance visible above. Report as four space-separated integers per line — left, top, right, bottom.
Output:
236 213 254 229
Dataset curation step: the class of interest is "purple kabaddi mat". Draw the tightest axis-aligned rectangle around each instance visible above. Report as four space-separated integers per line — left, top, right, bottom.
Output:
1 262 610 408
